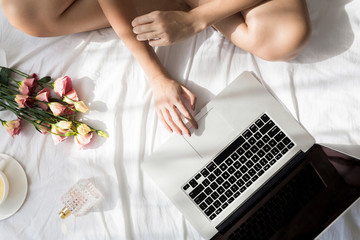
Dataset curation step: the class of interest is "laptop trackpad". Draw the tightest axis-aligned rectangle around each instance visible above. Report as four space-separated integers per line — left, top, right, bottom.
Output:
184 109 234 158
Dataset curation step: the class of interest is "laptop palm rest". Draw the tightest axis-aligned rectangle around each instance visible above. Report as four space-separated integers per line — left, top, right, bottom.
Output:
183 109 234 158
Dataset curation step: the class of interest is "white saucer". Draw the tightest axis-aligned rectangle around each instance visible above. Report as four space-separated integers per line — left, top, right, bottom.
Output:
0 153 28 220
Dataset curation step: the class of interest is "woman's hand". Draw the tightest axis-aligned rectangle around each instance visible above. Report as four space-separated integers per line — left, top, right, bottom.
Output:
151 75 198 136
131 11 206 46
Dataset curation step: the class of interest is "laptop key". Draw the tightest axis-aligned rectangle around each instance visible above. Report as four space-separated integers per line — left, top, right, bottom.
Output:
225 190 233 198
206 162 216 171
209 214 216 220
189 179 198 187
214 200 221 208
189 184 204 198
205 206 215 216
282 136 290 144
214 168 222 176
205 197 213 205
208 173 216 181
255 119 264 128
226 158 234 165
260 120 274 134
222 171 230 179
204 187 213 195
268 126 280 137
194 192 206 204
222 202 229 209
229 176 237 184
260 114 270 123
219 195 227 203
242 130 252 139
200 168 210 177
250 124 258 133
183 184 190 191
199 202 208 210
231 153 239 161
202 179 210 187
211 192 219 200
275 131 285 141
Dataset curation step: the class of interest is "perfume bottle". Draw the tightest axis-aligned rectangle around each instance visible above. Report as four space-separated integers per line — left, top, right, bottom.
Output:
59 178 103 219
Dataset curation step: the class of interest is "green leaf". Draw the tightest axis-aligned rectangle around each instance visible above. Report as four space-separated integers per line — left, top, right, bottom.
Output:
0 67 10 84
38 76 51 83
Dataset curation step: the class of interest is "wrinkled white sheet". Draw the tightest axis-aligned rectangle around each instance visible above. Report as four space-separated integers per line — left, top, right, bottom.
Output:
0 0 359 239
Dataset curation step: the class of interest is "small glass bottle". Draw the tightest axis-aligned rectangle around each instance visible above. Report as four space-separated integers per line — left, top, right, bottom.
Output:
59 178 103 219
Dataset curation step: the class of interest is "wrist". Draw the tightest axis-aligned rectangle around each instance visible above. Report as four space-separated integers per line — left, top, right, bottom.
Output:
188 9 208 33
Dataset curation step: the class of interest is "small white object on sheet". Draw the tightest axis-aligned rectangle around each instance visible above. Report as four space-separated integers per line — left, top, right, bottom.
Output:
0 0 359 239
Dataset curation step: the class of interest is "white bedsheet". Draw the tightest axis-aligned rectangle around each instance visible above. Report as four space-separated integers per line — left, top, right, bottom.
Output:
1 0 359 239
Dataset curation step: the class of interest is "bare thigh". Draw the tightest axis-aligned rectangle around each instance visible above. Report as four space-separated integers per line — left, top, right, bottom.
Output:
2 0 189 37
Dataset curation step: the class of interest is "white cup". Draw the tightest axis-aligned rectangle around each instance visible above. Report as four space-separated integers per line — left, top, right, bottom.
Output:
0 170 9 205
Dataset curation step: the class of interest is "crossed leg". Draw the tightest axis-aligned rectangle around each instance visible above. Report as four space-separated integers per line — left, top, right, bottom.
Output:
184 0 311 60
1 0 311 61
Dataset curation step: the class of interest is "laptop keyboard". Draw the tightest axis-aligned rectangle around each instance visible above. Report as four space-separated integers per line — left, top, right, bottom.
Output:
182 113 295 221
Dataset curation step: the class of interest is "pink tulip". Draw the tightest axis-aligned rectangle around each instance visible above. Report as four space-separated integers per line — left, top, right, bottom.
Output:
19 74 38 95
74 132 93 149
48 102 67 116
2 118 21 137
15 95 34 108
35 88 51 110
53 76 72 97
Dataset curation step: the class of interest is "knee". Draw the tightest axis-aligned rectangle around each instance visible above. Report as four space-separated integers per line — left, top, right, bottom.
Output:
252 19 312 61
2 0 53 37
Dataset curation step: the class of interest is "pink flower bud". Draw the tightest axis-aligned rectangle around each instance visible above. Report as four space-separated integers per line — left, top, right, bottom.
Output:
63 89 79 104
50 124 71 145
15 95 34 108
56 121 73 130
2 118 21 137
74 132 93 149
19 74 38 95
77 123 91 136
48 102 67 116
53 76 72 97
35 88 51 110
74 101 88 113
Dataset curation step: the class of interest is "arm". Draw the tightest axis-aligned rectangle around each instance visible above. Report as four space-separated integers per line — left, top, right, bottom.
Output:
132 0 263 46
98 0 197 136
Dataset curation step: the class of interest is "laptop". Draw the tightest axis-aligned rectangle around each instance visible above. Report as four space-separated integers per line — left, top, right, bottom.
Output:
142 71 360 239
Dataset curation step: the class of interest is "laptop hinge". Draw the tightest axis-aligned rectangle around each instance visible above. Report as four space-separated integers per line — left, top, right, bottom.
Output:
215 151 306 236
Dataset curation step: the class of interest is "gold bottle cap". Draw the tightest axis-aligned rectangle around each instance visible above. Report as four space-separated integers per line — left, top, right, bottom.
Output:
59 207 71 219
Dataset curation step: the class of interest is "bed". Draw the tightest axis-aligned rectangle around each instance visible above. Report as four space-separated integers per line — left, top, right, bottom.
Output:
0 0 359 239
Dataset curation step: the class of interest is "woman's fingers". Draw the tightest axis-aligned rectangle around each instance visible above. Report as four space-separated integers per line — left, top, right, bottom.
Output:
175 102 198 130
131 12 155 27
156 109 172 133
181 85 197 110
163 108 182 135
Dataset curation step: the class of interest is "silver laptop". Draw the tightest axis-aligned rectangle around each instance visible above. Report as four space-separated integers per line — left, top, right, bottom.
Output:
142 71 315 239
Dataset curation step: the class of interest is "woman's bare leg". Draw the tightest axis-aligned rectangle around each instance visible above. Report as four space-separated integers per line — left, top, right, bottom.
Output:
1 0 188 37
184 0 311 61
1 0 110 37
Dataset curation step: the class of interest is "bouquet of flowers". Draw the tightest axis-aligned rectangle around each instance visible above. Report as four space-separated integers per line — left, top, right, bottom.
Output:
0 66 108 149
